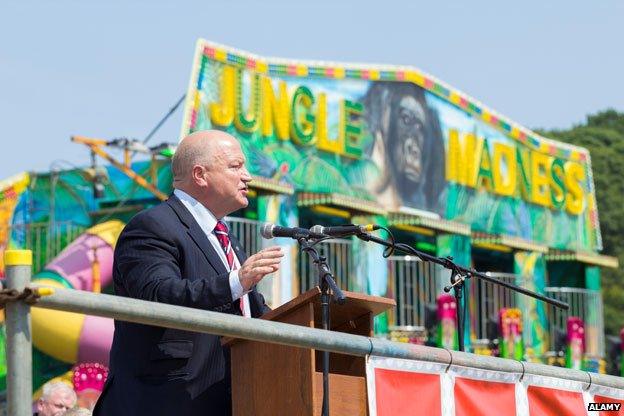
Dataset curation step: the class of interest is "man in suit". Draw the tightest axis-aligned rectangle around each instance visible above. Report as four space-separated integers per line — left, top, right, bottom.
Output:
94 130 284 415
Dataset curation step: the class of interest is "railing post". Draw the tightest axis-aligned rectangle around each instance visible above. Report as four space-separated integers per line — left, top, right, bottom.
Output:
4 250 33 416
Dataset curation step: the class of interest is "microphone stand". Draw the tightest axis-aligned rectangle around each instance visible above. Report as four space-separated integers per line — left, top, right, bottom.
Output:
298 237 346 416
355 232 568 352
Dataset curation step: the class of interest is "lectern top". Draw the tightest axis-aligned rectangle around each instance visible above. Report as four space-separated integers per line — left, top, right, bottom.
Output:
261 287 395 330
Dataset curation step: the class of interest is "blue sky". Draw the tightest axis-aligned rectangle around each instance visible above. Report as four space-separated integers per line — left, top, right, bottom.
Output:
1 0 622 179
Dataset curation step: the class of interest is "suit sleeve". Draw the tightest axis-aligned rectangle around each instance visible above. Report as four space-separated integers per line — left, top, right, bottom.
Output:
114 214 233 310
250 289 271 317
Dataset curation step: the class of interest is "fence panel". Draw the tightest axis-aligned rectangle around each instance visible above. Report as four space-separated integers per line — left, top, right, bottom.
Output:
224 216 263 258
471 272 521 342
545 287 605 357
5 222 86 274
386 256 441 329
298 239 353 292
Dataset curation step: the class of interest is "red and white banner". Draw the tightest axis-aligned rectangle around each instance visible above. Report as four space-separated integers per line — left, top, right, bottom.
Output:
366 356 624 415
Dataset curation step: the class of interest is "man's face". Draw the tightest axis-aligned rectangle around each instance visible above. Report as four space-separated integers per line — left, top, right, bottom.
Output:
201 139 252 217
37 390 75 416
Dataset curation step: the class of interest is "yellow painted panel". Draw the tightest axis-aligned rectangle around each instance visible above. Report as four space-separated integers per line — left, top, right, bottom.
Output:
570 151 581 161
406 71 424 86
295 65 307 76
214 49 227 62
4 250 32 266
311 205 351 219
449 92 461 105
473 242 512 253
31 279 82 363
394 224 435 236
86 220 125 248
256 61 268 73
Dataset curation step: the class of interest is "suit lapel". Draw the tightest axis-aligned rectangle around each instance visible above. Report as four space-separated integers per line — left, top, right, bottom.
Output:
166 195 228 276
167 195 262 315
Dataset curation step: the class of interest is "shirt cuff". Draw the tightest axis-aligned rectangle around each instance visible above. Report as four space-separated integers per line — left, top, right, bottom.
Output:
229 270 246 301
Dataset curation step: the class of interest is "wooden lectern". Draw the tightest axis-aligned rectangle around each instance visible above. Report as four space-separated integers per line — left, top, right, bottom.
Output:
224 287 395 416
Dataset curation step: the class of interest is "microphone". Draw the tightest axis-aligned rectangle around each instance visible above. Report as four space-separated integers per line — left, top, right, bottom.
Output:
261 223 326 240
309 224 380 236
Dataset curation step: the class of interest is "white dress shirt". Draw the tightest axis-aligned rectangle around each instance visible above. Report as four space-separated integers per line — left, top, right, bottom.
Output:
173 189 251 317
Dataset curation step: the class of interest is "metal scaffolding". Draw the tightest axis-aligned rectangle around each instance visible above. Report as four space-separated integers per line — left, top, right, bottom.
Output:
3 249 624 416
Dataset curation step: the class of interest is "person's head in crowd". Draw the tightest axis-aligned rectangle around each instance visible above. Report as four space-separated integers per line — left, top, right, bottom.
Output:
36 381 77 416
63 407 92 416
172 129 252 218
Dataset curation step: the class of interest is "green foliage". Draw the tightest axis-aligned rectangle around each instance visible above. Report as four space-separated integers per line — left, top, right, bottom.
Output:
537 109 624 336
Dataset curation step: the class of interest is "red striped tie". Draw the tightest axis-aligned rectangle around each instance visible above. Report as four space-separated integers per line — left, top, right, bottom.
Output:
214 221 245 315
214 220 235 270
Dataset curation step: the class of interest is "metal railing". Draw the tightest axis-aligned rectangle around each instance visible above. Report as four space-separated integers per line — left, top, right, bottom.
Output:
224 216 263 258
545 287 605 357
471 272 522 341
2 216 255 280
386 255 441 328
3 251 624 416
3 222 86 273
219 217 357 303
384 265 539 349
299 239 353 292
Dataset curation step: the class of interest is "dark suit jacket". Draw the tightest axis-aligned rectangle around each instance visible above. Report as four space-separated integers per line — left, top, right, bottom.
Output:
94 195 269 416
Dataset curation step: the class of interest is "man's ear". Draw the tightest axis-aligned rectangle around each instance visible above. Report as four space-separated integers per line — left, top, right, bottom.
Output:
191 165 207 186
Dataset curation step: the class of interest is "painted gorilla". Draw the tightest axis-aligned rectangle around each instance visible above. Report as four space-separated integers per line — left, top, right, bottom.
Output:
363 81 446 215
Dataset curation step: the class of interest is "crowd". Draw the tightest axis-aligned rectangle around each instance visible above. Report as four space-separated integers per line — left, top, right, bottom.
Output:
34 381 91 416
33 362 108 416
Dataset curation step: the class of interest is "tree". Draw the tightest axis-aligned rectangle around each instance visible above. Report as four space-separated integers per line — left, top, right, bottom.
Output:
537 109 624 336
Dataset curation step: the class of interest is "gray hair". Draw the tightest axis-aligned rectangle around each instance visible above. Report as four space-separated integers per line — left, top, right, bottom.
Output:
63 408 92 416
41 380 77 403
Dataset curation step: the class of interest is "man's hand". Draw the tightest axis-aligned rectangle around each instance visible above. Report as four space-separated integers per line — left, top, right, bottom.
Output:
239 246 284 291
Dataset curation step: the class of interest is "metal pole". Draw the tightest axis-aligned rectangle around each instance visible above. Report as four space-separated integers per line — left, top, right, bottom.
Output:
4 250 33 416
32 286 624 391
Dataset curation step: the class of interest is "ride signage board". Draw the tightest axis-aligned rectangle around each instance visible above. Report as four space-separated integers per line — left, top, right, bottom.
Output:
180 39 601 252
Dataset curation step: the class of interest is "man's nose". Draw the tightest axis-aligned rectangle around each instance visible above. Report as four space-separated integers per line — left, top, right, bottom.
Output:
241 167 252 182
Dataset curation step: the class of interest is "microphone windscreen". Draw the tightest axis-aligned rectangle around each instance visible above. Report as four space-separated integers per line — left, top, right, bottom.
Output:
260 223 275 239
310 225 324 235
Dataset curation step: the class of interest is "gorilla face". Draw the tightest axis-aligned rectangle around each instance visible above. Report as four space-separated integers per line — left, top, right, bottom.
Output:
364 81 446 213
391 95 427 185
